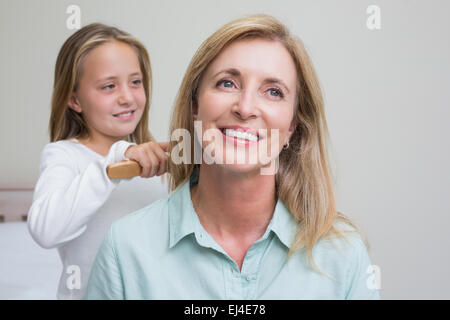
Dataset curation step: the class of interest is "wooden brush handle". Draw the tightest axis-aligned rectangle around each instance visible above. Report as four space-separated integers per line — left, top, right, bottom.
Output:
107 160 142 179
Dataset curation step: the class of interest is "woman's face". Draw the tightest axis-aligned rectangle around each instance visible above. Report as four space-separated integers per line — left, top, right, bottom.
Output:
195 38 297 173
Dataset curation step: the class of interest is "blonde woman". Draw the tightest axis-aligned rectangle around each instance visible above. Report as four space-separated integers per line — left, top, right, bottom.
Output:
87 15 380 300
28 23 168 300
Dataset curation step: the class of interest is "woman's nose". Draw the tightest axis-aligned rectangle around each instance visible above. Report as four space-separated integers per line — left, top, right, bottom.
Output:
232 89 258 120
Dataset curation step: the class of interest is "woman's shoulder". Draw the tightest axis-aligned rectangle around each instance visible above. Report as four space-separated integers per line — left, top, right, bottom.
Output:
108 196 170 241
312 219 372 270
323 220 379 299
326 220 368 249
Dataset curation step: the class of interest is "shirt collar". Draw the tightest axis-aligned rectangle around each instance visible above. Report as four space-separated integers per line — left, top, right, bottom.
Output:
268 199 298 249
168 179 197 249
168 178 298 249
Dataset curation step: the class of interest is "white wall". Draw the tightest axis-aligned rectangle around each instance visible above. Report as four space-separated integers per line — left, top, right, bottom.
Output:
1 0 449 299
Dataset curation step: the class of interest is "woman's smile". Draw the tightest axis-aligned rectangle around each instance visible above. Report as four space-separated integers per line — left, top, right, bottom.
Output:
219 126 261 146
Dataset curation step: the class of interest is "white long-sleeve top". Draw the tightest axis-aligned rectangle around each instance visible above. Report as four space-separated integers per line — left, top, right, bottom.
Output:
27 138 168 300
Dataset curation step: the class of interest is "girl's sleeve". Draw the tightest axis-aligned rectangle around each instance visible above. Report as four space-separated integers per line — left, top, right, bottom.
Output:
85 227 124 300
27 140 135 249
344 237 381 300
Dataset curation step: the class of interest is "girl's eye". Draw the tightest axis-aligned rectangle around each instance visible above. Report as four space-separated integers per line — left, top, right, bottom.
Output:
102 84 115 91
216 79 235 89
267 88 284 98
132 79 142 86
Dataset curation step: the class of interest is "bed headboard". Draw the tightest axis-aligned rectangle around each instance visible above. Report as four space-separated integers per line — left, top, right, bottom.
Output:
0 186 34 222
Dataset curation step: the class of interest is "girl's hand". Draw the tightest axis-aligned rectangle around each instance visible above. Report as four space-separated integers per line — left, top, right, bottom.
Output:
124 142 169 178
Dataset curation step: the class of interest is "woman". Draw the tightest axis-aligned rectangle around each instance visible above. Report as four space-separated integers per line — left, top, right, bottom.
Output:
86 14 380 300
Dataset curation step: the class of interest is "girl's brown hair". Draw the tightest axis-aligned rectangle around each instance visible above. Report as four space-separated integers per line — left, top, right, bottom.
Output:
50 23 153 143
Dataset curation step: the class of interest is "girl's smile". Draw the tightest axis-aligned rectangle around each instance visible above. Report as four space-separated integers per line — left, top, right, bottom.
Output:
113 109 137 121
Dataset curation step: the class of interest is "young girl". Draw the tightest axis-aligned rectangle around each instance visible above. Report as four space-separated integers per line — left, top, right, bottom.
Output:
27 23 168 300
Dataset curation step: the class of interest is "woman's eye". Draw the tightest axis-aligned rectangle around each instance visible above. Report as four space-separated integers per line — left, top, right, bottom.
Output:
268 88 284 98
217 79 235 89
132 79 142 86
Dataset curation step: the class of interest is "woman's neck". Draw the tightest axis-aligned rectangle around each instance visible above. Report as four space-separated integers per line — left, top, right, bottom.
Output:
191 164 276 242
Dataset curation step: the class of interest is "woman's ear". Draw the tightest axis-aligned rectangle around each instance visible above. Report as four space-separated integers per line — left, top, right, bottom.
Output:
192 83 202 120
286 118 297 143
68 94 82 113
192 100 198 120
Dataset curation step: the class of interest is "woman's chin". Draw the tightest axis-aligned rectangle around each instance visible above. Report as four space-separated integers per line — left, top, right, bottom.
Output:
201 149 278 175
204 159 266 176
224 162 261 172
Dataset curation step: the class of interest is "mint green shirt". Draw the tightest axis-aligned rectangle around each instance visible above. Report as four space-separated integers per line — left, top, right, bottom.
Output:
86 179 380 300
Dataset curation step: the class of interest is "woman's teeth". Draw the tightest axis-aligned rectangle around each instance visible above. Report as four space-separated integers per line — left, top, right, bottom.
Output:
224 128 258 142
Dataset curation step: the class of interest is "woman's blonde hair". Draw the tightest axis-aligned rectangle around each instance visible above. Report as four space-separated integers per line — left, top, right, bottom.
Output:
168 14 368 277
50 23 153 143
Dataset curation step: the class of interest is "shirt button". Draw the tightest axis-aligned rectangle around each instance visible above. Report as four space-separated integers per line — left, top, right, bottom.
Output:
246 274 253 281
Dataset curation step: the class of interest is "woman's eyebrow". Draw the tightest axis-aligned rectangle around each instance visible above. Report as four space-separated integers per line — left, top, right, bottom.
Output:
129 71 142 77
212 68 241 78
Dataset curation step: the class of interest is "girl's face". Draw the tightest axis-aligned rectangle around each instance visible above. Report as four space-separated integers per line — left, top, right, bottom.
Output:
195 38 297 173
69 40 146 144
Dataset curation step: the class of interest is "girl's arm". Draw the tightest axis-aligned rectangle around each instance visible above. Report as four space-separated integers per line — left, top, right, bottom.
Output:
27 140 134 249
